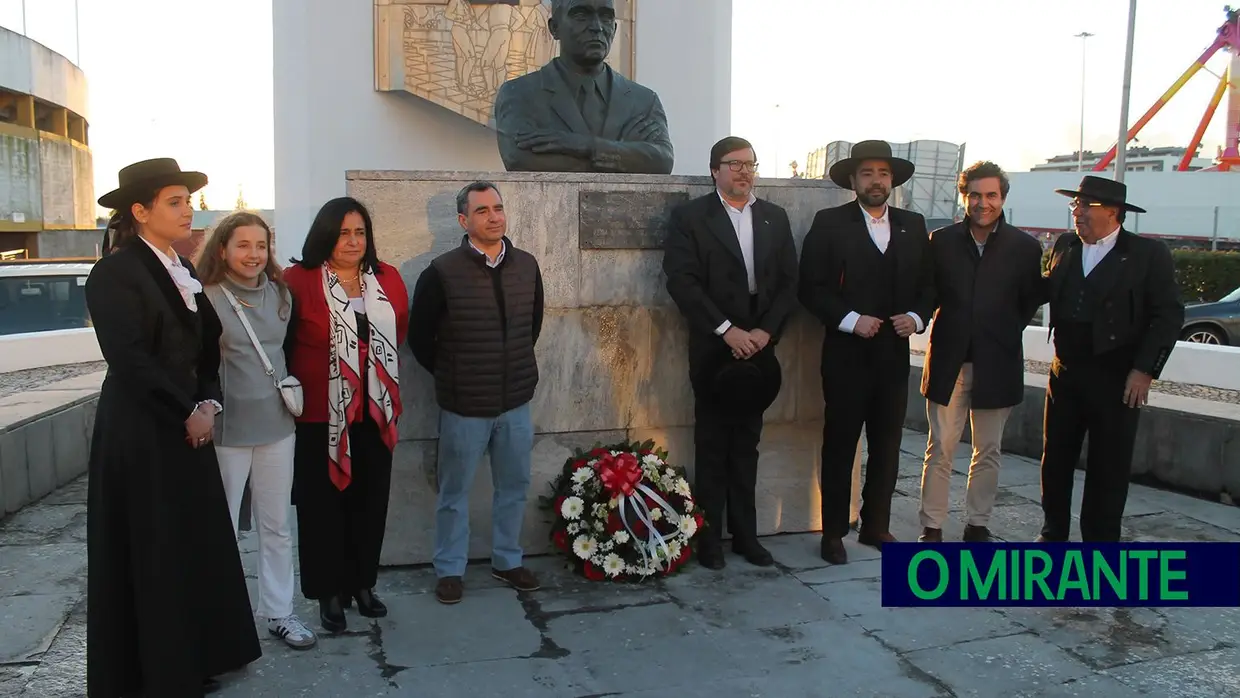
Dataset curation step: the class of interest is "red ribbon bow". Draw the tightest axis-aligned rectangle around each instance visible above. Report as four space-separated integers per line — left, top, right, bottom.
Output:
596 452 643 498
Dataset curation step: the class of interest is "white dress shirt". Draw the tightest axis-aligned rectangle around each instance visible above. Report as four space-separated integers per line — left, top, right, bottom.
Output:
1081 226 1120 276
139 235 201 312
713 190 758 336
838 201 924 335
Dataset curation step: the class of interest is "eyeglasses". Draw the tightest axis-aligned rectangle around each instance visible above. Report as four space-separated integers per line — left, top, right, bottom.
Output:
720 160 759 173
1068 199 1104 211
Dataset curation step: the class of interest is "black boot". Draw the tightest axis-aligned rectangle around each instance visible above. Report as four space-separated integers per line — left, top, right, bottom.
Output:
319 595 346 633
349 588 388 618
697 537 726 570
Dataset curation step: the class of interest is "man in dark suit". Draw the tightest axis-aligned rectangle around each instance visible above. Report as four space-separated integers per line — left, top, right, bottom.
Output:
663 136 799 569
916 161 1045 543
798 140 935 564
1038 176 1184 542
492 0 673 174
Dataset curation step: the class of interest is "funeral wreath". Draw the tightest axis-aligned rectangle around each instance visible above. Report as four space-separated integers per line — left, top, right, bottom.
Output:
541 439 702 581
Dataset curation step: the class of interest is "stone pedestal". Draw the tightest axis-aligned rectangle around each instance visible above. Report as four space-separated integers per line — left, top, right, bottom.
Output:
345 170 853 566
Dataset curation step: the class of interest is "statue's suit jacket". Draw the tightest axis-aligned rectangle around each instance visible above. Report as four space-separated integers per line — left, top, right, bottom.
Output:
493 61 674 174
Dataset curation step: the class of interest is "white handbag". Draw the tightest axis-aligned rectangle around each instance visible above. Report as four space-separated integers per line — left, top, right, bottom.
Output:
220 286 304 417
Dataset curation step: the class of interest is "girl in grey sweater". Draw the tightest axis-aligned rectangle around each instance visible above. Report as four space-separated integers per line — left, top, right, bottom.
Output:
196 212 317 650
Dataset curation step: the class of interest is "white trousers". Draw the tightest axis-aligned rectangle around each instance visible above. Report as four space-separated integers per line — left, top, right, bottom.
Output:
919 363 1012 529
217 433 296 620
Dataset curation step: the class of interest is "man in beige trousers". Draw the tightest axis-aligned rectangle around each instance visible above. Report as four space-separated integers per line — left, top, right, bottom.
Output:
917 162 1044 542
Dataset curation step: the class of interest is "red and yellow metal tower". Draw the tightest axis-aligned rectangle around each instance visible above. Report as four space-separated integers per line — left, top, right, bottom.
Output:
1093 6 1240 173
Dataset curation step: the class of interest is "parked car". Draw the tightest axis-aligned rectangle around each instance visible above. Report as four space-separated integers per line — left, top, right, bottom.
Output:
0 260 96 336
1181 285 1240 345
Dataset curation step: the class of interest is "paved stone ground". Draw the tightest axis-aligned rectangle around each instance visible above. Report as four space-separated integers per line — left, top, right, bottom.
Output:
3 430 1240 697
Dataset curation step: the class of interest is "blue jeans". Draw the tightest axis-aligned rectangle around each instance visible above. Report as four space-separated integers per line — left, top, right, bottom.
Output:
433 403 534 578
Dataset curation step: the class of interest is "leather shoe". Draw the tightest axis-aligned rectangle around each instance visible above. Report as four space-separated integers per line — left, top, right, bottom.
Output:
918 527 942 543
319 595 346 633
820 536 847 564
698 541 726 570
857 530 896 550
963 525 992 542
733 540 775 567
436 576 463 604
346 588 388 617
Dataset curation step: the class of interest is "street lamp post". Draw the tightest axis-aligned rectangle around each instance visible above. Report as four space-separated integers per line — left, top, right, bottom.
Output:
1075 31 1094 171
1116 0 1139 181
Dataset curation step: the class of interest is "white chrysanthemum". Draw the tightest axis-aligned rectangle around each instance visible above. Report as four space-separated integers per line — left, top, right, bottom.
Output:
572 467 594 484
650 507 663 521
612 530 630 544
670 541 683 559
642 453 662 467
602 553 626 577
560 496 585 520
674 479 692 497
678 516 697 537
684 500 694 512
572 536 598 560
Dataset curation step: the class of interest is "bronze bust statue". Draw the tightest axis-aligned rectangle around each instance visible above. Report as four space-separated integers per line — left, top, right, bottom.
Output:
492 0 674 174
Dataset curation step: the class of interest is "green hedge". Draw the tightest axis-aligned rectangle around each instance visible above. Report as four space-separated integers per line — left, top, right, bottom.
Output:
1039 244 1240 304
1173 250 1240 303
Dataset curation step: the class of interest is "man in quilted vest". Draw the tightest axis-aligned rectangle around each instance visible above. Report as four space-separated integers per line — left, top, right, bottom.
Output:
408 181 546 605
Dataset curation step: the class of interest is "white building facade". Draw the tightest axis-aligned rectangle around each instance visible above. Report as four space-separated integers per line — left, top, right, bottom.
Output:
1004 171 1240 245
1030 146 1214 173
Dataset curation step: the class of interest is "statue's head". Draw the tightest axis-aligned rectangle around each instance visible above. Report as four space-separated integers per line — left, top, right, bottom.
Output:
548 0 616 67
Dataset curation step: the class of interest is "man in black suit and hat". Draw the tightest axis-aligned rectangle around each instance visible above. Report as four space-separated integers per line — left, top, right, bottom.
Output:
799 140 936 564
663 136 798 569
1038 175 1184 543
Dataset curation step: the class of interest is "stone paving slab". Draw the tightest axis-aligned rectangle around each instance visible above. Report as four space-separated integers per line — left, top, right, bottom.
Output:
2 429 1239 697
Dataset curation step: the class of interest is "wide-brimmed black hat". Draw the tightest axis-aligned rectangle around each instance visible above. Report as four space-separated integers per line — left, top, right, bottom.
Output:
706 348 783 417
97 158 208 210
1054 175 1147 214
828 140 915 190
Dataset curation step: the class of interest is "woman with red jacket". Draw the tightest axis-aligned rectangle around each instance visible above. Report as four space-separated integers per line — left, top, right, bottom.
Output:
282 197 409 633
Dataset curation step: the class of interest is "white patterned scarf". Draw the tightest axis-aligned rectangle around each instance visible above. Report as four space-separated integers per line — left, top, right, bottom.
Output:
322 265 401 490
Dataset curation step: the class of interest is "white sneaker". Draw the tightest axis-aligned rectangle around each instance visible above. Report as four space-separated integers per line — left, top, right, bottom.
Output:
267 615 318 649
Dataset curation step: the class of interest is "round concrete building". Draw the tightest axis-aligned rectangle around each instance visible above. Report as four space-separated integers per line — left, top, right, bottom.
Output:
0 26 94 259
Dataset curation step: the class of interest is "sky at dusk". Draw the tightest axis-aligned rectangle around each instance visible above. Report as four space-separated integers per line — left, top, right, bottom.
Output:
1 0 1234 208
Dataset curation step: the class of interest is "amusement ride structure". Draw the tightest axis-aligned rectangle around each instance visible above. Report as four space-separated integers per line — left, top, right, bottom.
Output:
1093 6 1240 173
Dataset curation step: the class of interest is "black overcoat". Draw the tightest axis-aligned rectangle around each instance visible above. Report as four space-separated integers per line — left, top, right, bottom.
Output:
84 239 261 697
920 217 1045 409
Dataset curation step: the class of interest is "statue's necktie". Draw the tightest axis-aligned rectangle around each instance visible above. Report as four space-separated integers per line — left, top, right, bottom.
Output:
581 78 606 137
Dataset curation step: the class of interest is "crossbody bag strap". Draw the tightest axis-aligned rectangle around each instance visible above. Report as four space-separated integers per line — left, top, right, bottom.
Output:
219 286 277 381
